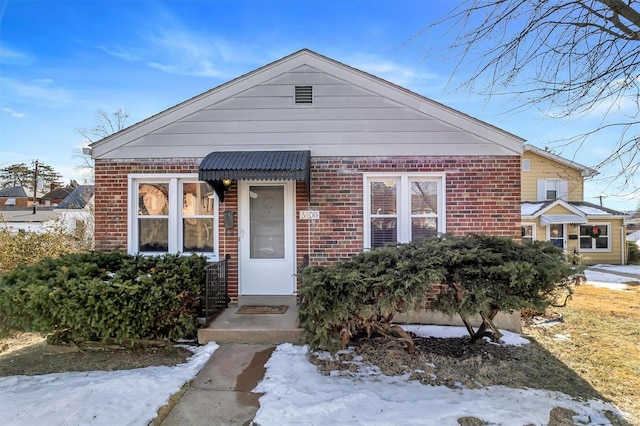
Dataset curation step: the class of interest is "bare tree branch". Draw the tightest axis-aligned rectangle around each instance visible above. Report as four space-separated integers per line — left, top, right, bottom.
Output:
75 108 129 181
421 0 640 198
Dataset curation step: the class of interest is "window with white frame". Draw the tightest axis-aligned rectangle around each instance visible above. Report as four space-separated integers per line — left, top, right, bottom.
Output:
521 224 535 244
522 159 530 171
578 224 610 250
545 179 559 200
365 174 445 249
130 175 218 257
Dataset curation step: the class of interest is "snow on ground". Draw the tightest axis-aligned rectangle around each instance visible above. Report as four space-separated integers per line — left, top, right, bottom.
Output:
585 265 640 290
0 267 636 426
591 264 640 276
402 324 530 346
0 342 218 426
253 342 622 426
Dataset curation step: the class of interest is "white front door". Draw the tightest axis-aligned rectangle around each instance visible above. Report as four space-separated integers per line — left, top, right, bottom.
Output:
239 181 296 295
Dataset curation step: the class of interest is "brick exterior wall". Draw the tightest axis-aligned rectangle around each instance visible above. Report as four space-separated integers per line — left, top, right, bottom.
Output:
94 155 521 301
93 158 201 252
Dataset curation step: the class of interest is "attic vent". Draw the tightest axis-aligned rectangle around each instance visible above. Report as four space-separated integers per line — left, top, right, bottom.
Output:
295 85 313 104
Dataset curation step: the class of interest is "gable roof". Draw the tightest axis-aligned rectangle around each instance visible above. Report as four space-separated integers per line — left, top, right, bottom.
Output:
524 144 598 177
90 49 524 160
522 199 626 220
0 186 30 198
41 186 73 200
56 185 94 209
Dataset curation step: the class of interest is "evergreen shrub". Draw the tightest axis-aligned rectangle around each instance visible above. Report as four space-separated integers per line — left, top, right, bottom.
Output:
0 252 208 343
298 243 445 353
298 234 578 352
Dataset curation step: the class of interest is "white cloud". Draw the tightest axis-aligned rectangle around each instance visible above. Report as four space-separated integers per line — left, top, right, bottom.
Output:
0 45 33 65
350 54 439 89
2 107 25 118
0 77 72 106
97 11 268 79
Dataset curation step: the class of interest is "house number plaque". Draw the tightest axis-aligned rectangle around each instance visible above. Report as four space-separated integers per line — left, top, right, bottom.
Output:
299 210 320 220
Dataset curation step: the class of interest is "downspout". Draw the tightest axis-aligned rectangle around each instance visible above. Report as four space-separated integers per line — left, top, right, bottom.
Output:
621 226 626 265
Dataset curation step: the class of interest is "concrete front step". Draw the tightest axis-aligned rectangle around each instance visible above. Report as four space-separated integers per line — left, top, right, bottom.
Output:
198 305 302 345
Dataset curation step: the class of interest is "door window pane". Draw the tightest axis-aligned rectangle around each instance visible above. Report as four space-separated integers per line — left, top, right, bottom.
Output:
250 186 285 259
549 224 564 248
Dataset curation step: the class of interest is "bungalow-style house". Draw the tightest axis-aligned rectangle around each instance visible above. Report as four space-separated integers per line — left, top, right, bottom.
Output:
88 49 523 305
0 186 45 207
521 144 627 264
0 185 94 234
40 184 74 206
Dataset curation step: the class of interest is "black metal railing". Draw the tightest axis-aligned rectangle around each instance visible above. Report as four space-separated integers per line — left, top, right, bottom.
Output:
200 254 230 322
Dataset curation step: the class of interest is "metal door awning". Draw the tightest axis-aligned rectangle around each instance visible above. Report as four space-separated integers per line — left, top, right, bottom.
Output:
540 214 588 226
199 150 311 201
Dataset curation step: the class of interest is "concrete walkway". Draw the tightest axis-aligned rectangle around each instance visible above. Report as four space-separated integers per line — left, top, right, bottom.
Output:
161 344 274 426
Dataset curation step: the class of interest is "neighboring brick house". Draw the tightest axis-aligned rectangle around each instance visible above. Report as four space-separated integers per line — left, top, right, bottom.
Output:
521 144 627 264
0 186 44 207
41 185 73 206
88 49 523 304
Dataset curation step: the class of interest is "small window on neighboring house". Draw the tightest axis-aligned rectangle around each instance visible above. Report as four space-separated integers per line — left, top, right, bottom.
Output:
579 224 610 250
295 85 313 104
521 224 535 244
546 179 558 200
537 178 568 201
522 159 530 171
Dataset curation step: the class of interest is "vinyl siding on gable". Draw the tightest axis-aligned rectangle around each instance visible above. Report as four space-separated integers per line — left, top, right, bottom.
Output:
92 52 523 160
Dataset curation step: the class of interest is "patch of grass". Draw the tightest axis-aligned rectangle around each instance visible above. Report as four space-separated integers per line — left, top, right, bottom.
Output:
523 283 640 424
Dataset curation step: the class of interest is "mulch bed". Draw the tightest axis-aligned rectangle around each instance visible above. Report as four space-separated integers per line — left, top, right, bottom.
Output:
310 334 603 401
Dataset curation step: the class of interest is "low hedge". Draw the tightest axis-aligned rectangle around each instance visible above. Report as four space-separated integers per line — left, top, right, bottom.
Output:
0 252 208 343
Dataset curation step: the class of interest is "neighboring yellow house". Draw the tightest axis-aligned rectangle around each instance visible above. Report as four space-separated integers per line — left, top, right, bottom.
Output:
521 144 628 265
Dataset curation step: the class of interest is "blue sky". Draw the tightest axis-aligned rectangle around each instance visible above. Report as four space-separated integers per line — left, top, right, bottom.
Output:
0 0 637 212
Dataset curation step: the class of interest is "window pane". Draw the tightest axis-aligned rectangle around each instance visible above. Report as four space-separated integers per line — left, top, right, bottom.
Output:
411 181 437 214
139 183 169 216
138 218 168 252
371 218 397 248
183 218 214 252
250 186 285 259
411 217 437 240
595 237 608 249
579 237 592 249
370 181 396 215
183 182 215 216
